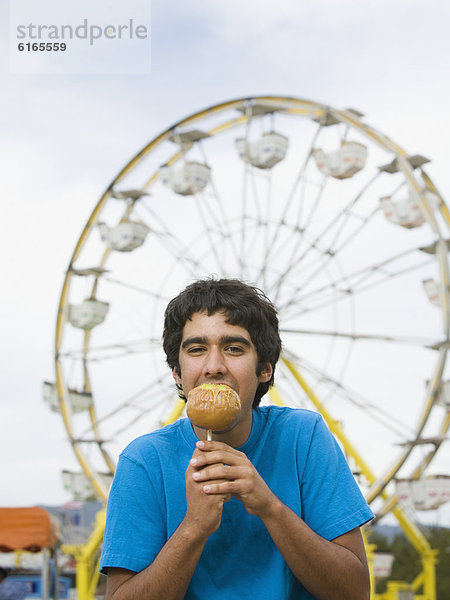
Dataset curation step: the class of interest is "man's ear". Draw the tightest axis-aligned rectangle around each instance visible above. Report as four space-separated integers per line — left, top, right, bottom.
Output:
258 362 273 383
172 366 182 385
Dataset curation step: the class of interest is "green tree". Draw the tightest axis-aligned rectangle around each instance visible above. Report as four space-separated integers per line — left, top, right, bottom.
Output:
427 527 450 600
389 533 421 583
370 530 391 553
369 526 450 600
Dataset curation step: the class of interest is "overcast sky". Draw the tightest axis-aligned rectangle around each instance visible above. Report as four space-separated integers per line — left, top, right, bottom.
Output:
1 0 450 526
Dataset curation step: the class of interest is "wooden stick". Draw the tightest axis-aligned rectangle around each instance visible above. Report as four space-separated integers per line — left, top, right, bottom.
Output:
207 429 212 441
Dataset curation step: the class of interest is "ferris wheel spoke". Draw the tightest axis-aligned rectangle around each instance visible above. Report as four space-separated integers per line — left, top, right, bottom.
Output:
102 275 171 300
299 205 380 292
338 255 435 300
239 165 251 279
261 175 275 290
191 192 228 272
239 113 266 224
324 174 383 253
78 373 172 439
235 111 254 279
59 338 161 361
247 169 267 228
262 178 326 286
279 124 323 227
110 391 173 439
137 200 206 275
398 413 450 489
280 246 435 318
280 327 437 348
270 199 362 302
254 177 273 290
181 139 244 272
254 125 324 284
142 196 240 278
284 244 418 307
288 361 412 441
237 167 272 280
244 170 274 277
270 173 382 303
298 177 328 235
271 178 329 303
281 260 434 320
198 141 242 271
285 350 415 438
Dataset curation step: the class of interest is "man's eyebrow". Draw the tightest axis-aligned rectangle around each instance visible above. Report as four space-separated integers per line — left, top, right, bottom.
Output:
181 335 252 349
220 336 251 347
181 336 207 349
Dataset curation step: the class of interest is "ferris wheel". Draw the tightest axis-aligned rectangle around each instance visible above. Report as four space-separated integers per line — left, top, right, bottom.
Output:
45 96 450 524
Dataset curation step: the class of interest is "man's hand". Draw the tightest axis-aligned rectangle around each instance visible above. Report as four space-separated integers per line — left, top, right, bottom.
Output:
184 446 231 538
188 440 277 517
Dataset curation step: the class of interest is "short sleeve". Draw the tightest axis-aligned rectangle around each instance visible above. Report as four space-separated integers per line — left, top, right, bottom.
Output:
300 415 374 540
100 452 167 574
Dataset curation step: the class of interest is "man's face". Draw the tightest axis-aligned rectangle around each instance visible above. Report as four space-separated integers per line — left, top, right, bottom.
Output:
173 310 272 435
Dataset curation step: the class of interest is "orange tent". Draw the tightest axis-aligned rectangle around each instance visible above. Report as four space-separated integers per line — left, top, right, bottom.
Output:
0 507 59 553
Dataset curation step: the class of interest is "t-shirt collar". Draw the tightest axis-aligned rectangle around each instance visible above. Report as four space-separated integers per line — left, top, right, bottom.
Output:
180 408 263 456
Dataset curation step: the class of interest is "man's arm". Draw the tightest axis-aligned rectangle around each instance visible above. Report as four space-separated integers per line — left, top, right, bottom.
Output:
105 522 207 600
191 440 370 600
105 448 230 600
260 502 369 600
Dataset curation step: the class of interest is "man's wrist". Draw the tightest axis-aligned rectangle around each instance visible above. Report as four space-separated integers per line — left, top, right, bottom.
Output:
177 519 211 547
257 494 285 522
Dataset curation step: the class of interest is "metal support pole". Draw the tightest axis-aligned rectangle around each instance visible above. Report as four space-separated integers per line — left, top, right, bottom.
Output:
62 509 106 600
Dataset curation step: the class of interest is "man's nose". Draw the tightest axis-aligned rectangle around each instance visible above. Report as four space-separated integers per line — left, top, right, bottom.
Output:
203 346 227 377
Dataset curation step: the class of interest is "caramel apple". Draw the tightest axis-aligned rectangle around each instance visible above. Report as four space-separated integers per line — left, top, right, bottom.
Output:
186 384 241 432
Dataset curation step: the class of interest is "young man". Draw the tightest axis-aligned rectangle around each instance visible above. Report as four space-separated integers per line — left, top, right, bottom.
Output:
100 278 374 600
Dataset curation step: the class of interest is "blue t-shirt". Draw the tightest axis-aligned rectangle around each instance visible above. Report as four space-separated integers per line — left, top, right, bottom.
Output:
100 406 374 599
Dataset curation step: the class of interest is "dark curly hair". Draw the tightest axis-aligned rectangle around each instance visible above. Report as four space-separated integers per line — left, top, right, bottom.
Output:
163 278 281 407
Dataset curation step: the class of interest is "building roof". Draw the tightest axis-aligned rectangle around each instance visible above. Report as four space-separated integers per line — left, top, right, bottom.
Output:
0 507 59 552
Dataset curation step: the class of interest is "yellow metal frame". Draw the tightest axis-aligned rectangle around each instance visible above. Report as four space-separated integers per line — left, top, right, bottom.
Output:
62 509 106 600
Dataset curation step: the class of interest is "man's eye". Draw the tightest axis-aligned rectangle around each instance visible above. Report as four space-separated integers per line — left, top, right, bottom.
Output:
187 347 205 354
226 346 244 353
